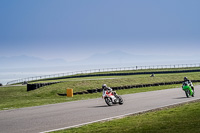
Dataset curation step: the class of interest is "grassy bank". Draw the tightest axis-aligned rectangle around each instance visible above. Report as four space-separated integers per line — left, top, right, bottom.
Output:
1 70 200 110
0 84 182 110
53 100 200 133
27 67 200 84
31 72 200 93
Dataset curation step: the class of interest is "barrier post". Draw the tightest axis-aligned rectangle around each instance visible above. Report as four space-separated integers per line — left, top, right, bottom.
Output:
67 89 73 97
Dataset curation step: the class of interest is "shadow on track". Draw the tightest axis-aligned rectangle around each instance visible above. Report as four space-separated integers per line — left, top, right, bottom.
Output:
174 97 188 99
91 105 109 108
90 104 121 108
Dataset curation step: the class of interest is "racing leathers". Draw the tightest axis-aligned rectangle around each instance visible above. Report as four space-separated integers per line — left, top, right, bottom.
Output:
102 87 112 98
182 80 194 90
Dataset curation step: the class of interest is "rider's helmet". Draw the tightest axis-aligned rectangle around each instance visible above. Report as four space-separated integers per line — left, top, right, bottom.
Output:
102 84 107 89
184 77 188 81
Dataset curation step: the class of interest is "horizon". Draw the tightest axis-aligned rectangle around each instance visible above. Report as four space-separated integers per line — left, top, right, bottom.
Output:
1 50 200 69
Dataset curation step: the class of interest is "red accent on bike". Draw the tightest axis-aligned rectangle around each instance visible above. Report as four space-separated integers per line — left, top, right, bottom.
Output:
106 91 113 97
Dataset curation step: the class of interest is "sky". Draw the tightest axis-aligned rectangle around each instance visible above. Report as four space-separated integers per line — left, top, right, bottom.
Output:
0 0 200 62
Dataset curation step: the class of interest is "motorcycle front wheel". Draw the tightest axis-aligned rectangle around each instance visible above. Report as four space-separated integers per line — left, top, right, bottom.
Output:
105 97 113 106
185 90 189 98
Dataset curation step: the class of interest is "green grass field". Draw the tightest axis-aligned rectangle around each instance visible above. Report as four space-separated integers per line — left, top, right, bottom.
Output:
0 84 183 110
1 67 200 132
53 100 200 133
0 70 200 110
27 72 200 96
27 67 200 84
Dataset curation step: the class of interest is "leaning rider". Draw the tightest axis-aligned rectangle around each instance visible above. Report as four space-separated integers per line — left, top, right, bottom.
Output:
102 84 112 98
183 77 194 91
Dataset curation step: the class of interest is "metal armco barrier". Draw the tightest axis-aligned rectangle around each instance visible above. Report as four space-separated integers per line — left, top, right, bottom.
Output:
24 69 200 82
6 63 200 85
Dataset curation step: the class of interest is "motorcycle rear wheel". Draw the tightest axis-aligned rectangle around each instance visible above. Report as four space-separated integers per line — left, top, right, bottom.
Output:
118 96 123 105
192 90 194 97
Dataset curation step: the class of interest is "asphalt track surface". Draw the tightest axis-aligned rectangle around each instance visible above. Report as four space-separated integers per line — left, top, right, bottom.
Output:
0 85 200 133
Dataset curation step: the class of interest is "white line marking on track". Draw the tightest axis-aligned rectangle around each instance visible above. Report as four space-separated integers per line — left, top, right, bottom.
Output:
40 98 200 133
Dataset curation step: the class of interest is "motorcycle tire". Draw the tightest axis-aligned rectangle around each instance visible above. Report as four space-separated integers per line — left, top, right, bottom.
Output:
105 97 113 106
118 96 123 105
192 90 194 97
185 90 189 98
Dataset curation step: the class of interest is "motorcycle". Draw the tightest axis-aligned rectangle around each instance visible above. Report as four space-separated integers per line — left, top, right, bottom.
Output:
103 90 123 106
182 81 194 98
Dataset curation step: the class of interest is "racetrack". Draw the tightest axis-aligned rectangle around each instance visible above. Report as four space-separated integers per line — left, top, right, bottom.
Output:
0 85 199 133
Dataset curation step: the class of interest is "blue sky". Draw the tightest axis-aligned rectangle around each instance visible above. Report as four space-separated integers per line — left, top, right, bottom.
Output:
0 0 200 62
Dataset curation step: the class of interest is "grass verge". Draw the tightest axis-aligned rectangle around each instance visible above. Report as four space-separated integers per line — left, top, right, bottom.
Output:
27 67 200 84
52 100 200 133
1 71 200 110
0 84 184 110
32 72 200 91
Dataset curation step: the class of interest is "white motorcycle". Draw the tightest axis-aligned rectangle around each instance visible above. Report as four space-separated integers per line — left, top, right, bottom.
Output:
103 90 123 106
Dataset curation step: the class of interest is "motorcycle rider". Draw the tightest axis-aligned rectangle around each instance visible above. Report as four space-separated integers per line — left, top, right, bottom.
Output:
183 77 194 91
102 84 112 98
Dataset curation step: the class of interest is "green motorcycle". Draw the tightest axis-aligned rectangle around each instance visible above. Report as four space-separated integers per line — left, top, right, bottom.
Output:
182 81 194 98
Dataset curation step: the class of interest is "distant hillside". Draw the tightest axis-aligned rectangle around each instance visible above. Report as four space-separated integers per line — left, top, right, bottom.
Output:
1 51 199 69
0 55 68 68
71 51 199 65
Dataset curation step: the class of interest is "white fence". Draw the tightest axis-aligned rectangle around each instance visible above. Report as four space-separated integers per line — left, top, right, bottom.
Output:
6 63 200 85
